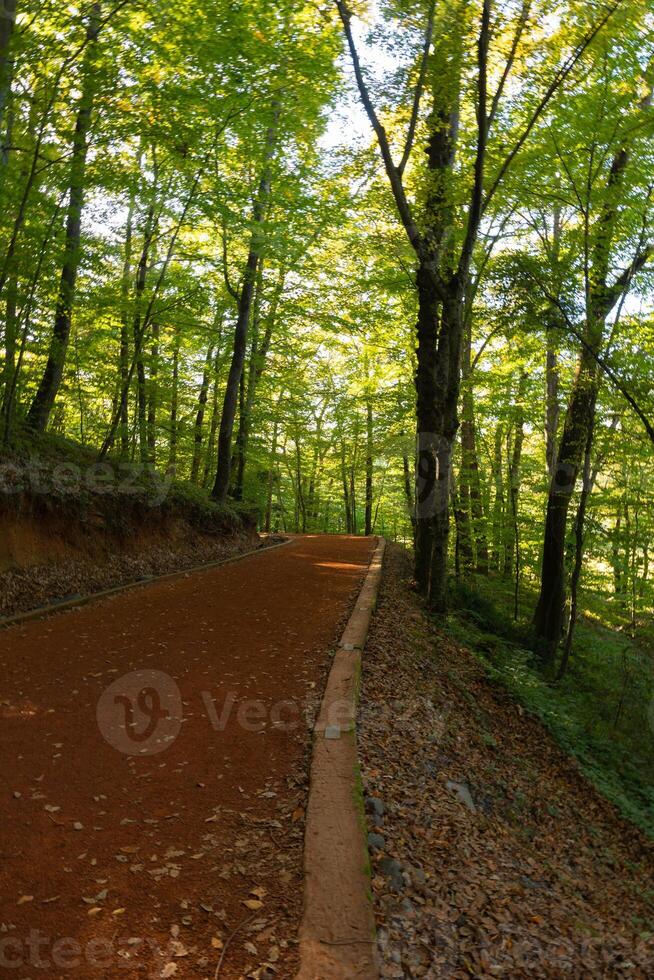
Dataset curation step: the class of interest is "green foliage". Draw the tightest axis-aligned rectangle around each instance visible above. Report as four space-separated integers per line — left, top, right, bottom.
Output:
446 576 654 838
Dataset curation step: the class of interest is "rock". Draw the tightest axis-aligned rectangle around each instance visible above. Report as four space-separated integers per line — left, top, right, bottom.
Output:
445 779 477 813
379 857 404 892
365 795 385 825
411 867 426 886
367 832 386 852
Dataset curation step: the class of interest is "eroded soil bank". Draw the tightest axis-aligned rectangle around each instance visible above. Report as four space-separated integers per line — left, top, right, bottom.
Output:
0 487 259 618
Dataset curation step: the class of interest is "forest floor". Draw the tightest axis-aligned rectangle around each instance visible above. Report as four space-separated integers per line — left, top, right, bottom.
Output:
360 544 654 978
0 534 374 979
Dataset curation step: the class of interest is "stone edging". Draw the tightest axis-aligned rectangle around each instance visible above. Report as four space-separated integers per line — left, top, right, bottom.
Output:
0 537 294 631
297 536 386 980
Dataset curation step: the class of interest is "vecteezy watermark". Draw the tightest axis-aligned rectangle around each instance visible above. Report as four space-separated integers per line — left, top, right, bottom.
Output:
96 670 183 756
0 930 184 976
97 669 432 755
0 455 172 506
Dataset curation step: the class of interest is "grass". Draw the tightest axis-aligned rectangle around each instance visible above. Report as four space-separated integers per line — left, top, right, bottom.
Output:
444 573 654 838
0 430 253 536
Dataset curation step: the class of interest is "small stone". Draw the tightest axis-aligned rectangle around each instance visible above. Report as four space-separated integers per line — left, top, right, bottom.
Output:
367 832 385 852
324 725 341 740
445 779 476 813
412 867 426 886
365 796 385 825
379 857 404 892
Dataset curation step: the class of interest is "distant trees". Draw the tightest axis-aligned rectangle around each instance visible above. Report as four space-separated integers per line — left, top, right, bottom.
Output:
0 0 652 672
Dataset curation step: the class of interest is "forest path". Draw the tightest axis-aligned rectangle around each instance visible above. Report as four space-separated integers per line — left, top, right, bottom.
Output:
0 533 375 979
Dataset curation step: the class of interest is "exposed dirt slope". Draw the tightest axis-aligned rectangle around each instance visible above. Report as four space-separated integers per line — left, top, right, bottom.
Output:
0 491 258 618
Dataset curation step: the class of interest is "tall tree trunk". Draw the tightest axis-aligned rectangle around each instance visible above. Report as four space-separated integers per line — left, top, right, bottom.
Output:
533 92 651 658
507 371 527 616
167 325 180 476
0 0 16 165
146 321 159 465
545 208 562 477
491 423 505 572
202 346 222 488
232 259 264 501
364 395 373 536
459 320 488 572
557 403 596 678
1 271 17 429
415 279 463 611
232 265 284 501
190 337 216 483
612 509 624 602
264 411 280 533
340 440 352 533
133 207 156 463
26 3 101 432
534 350 599 657
212 111 278 502
118 176 138 458
545 333 560 478
402 443 416 542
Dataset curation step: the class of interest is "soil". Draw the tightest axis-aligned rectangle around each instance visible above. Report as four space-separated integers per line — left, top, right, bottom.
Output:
0 533 375 980
359 544 654 978
0 513 260 619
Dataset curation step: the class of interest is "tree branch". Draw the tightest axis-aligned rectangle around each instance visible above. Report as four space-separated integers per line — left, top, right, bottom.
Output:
398 0 435 178
488 0 531 127
458 0 491 284
221 215 240 302
335 0 423 254
483 0 624 214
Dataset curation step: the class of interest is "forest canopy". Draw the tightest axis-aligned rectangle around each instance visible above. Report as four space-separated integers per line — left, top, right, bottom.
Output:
0 0 653 682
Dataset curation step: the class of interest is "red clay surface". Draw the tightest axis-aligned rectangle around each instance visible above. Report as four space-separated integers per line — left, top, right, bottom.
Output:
0 534 375 979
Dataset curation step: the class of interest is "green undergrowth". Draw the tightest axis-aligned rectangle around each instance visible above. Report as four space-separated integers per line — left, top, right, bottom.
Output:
0 430 255 536
443 574 654 839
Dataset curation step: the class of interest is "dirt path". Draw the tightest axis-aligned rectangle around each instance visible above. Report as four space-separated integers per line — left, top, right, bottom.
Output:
0 534 375 979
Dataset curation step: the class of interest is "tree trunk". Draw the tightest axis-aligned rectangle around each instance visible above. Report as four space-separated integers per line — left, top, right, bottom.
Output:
401 443 416 541
364 395 373 536
545 208 562 477
491 423 505 572
133 207 156 463
557 404 596 678
233 265 284 501
414 269 462 611
202 347 222 488
212 112 278 502
0 0 17 160
264 411 280 533
147 321 159 465
533 351 598 658
459 321 488 572
118 178 138 458
167 325 180 476
190 338 216 483
26 3 101 431
508 371 527 617
545 331 560 478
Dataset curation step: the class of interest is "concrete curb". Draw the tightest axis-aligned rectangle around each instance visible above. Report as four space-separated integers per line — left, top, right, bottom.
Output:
0 536 294 631
297 536 386 980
